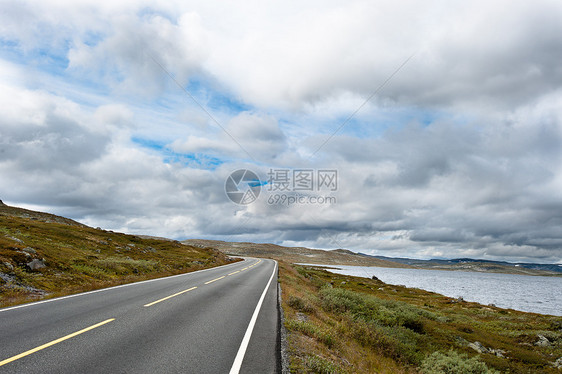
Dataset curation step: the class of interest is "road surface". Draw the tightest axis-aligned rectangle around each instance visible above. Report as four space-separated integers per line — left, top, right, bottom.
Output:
0 258 280 373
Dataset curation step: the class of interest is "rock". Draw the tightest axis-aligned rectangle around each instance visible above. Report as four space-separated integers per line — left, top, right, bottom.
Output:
22 247 37 254
296 312 308 322
488 303 496 307
468 341 489 354
371 275 380 280
553 357 562 369
489 348 506 358
27 258 46 271
146 247 156 253
2 262 14 271
99 240 109 246
535 334 551 347
0 199 4 205
340 281 346 285
7 236 23 244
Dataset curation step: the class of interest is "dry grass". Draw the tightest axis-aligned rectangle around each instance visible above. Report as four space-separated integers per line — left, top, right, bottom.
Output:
0 205 238 307
279 262 562 374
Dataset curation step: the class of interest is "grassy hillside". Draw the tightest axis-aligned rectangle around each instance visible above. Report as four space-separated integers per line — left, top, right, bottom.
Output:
0 202 235 307
183 239 410 268
280 262 562 374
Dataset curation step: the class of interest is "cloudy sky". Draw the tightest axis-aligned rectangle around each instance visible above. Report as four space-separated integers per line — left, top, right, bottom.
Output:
1 0 562 263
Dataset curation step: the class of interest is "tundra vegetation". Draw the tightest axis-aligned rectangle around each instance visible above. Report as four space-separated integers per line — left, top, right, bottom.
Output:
0 203 235 307
279 263 562 374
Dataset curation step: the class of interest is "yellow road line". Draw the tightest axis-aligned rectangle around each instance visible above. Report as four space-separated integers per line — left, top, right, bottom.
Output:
204 276 225 284
241 267 248 271
144 287 197 307
228 270 240 276
0 318 115 367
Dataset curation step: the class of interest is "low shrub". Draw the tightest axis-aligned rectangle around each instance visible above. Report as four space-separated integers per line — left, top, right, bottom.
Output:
287 295 315 313
286 319 336 348
305 354 346 374
421 350 498 374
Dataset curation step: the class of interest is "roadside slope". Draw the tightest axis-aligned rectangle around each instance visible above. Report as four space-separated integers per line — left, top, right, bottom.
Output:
0 202 235 307
279 262 562 373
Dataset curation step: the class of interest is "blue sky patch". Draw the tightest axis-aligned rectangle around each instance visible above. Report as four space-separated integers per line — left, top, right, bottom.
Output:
132 136 224 170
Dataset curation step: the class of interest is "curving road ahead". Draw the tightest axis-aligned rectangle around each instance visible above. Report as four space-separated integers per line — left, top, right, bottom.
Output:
0 258 280 373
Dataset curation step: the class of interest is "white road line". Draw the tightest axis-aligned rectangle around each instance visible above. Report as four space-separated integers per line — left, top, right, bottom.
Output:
0 259 247 313
229 260 277 374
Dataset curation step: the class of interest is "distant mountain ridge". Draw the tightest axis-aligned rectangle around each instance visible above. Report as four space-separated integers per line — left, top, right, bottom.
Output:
362 254 562 275
182 239 409 268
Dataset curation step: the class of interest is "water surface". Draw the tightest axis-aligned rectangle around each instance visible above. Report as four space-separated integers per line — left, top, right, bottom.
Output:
318 265 562 316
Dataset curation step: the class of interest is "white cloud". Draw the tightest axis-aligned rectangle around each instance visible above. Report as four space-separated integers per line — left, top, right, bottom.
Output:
1 0 562 263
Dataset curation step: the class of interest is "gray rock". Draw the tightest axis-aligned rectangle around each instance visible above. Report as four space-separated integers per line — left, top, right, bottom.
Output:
296 312 308 322
27 259 46 271
468 341 489 354
553 357 562 369
7 236 23 244
22 247 37 254
3 262 14 271
489 348 506 358
535 334 551 347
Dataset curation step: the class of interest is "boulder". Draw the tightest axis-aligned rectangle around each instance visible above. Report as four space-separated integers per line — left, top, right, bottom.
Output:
489 348 506 358
22 247 37 254
371 275 380 280
535 334 551 347
468 341 489 354
7 236 23 244
27 259 46 271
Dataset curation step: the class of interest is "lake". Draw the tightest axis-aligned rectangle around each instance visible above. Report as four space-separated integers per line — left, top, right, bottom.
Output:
319 265 562 316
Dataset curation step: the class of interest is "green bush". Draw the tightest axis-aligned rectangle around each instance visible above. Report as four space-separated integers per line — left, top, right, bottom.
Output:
349 318 422 364
421 350 498 374
319 287 433 332
286 319 336 348
287 295 315 313
305 354 346 374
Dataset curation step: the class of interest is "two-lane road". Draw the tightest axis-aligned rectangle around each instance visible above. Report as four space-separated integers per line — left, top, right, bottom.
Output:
0 258 280 373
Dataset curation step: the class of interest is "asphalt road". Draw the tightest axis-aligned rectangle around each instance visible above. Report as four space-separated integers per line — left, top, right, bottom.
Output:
0 258 280 374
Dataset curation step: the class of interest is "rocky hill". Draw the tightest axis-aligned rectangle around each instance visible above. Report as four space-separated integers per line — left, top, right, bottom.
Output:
0 200 85 227
0 202 235 307
182 239 409 268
